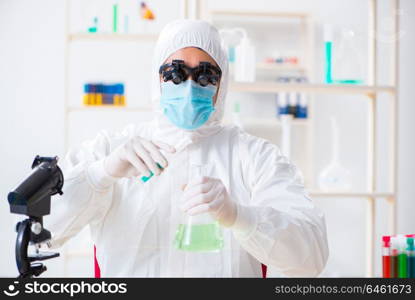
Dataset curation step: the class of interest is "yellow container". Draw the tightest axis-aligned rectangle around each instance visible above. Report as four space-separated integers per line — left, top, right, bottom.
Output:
96 94 103 105
83 94 89 105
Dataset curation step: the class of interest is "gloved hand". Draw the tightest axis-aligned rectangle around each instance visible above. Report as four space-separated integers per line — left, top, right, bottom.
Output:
104 137 175 178
180 176 237 227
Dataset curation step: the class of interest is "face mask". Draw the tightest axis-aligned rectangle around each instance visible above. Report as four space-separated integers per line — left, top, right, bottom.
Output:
160 80 217 130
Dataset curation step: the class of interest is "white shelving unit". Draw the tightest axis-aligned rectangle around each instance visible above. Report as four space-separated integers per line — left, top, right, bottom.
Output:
206 8 316 194
67 106 153 113
63 0 192 152
256 62 306 73
199 0 400 277
229 82 395 95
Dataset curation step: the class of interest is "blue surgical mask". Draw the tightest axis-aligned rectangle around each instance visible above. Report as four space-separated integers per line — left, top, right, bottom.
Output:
160 80 217 130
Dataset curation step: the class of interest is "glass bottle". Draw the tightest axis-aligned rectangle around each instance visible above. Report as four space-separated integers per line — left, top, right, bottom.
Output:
332 29 364 84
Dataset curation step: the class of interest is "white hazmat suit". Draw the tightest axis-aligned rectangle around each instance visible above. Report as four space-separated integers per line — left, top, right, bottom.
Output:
47 20 329 277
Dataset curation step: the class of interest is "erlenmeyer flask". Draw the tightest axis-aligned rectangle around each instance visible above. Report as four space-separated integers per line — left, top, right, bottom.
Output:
174 164 224 252
318 117 352 191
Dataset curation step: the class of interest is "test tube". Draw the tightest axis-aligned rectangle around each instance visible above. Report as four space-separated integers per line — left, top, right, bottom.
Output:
277 92 288 116
390 237 399 278
90 83 97 105
288 78 297 116
277 77 289 116
113 84 120 105
102 84 109 104
296 93 308 118
119 83 125 106
382 236 391 278
397 235 408 278
83 84 90 105
96 83 103 105
296 77 308 118
407 237 415 278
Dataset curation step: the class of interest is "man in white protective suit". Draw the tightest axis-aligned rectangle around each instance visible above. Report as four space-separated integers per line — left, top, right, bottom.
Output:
47 19 329 277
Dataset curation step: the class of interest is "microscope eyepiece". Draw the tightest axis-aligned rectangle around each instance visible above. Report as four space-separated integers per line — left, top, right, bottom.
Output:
8 156 63 218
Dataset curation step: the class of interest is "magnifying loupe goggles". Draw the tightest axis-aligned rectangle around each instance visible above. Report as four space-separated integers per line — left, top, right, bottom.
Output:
159 59 222 87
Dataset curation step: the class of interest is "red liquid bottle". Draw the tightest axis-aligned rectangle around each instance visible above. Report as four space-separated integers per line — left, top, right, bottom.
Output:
382 236 391 278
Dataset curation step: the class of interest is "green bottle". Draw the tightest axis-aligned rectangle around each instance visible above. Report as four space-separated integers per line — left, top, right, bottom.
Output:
324 25 333 84
112 2 118 33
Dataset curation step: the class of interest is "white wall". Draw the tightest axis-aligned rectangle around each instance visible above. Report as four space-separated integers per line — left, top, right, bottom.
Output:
397 0 415 235
0 0 413 277
0 0 66 277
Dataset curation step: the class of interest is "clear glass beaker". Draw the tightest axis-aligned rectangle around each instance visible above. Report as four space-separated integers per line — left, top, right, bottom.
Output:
173 164 224 252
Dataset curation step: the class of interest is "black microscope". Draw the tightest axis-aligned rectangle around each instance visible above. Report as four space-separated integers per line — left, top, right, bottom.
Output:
8 155 64 278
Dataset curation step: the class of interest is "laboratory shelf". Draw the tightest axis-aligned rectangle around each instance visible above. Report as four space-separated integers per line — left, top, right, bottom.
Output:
68 33 159 42
229 117 309 126
256 63 306 72
67 106 152 113
229 82 396 95
210 10 309 19
309 191 395 198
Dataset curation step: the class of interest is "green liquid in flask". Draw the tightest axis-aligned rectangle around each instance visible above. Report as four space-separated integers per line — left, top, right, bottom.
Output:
174 223 223 252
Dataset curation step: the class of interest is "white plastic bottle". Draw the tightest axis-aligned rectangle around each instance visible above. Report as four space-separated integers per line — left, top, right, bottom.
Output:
234 30 256 82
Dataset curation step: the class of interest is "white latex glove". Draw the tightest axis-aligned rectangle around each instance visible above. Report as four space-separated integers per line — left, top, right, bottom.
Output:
104 137 175 178
181 176 237 227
